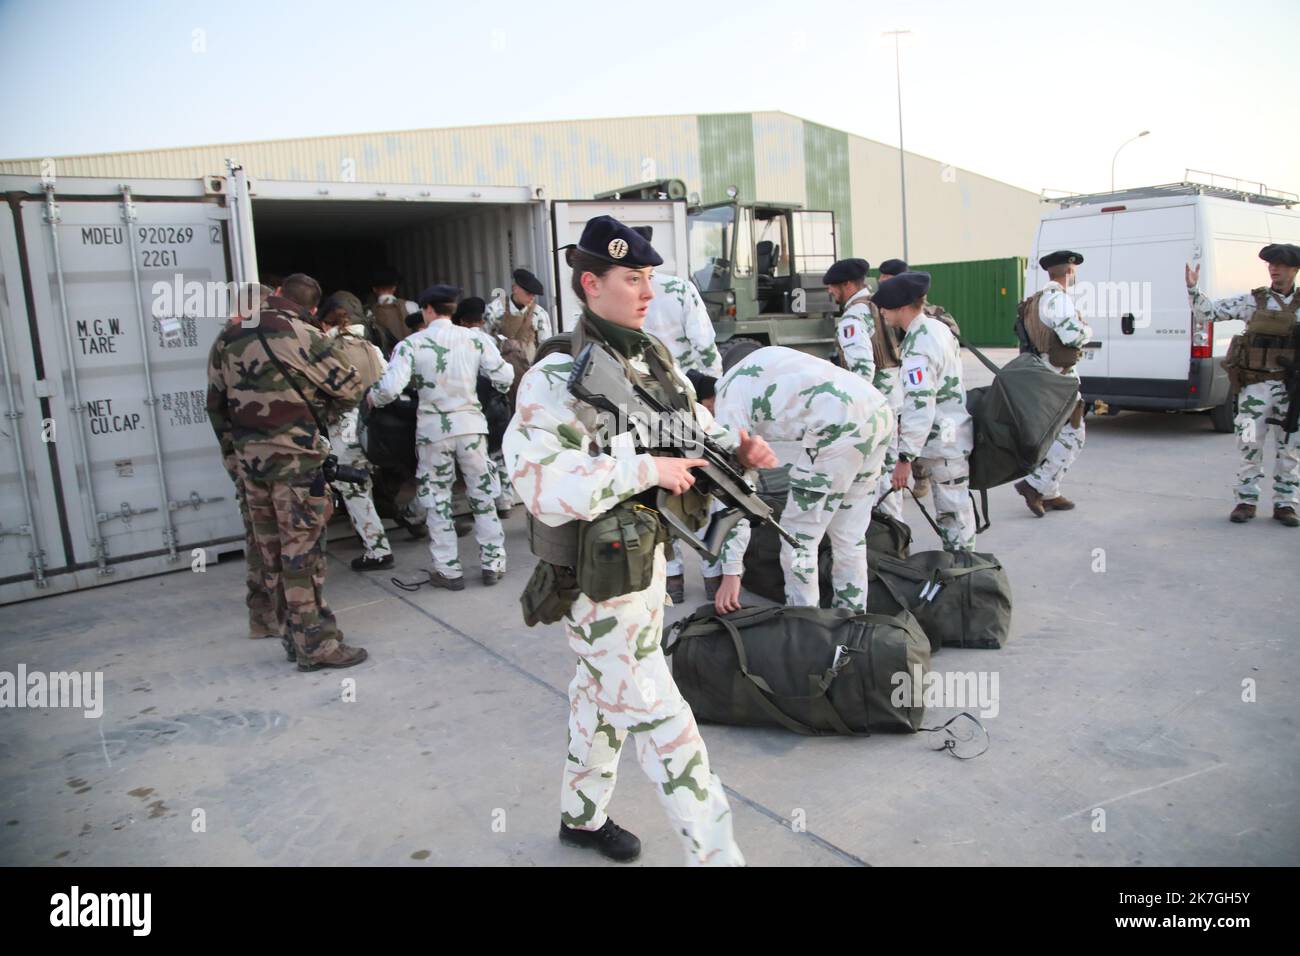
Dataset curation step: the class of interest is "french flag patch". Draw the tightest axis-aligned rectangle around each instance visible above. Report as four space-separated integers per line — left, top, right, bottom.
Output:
907 366 924 386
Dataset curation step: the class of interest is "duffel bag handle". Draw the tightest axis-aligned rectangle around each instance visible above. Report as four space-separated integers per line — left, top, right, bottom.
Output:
879 486 946 540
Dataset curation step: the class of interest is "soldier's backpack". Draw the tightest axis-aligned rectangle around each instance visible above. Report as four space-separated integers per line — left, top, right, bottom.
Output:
665 604 930 735
961 339 1078 503
368 299 412 357
867 549 1012 652
333 330 386 389
359 390 418 476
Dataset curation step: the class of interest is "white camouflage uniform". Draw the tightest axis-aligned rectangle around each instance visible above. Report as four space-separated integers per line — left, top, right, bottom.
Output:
503 331 745 866
326 324 392 561
897 316 976 552
716 346 894 610
371 317 514 577
484 294 553 343
838 289 905 520
1022 280 1093 500
644 272 724 578
1189 283 1299 507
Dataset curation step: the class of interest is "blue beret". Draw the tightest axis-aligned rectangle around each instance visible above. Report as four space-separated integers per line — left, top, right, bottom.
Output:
870 271 931 309
512 269 544 295
822 258 871 285
879 258 908 277
1260 243 1300 267
566 215 663 268
417 283 461 308
632 225 653 241
1039 249 1084 270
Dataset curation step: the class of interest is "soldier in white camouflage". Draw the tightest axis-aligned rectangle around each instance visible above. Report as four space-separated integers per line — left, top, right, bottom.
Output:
504 216 776 865
825 257 910 521
370 284 515 588
1186 242 1300 526
634 226 725 603
710 345 894 614
1014 251 1094 517
874 271 977 553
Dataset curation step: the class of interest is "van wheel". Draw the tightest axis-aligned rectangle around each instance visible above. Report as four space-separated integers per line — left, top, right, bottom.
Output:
1209 399 1236 433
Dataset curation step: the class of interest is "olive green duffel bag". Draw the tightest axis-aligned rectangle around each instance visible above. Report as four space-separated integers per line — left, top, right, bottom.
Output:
867 550 1012 650
665 604 929 735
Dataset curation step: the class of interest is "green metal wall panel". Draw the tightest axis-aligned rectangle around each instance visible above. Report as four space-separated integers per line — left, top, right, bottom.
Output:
696 114 756 206
803 121 853 257
870 257 1026 346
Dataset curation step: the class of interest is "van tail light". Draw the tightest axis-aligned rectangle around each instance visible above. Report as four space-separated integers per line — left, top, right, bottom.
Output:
1191 317 1213 359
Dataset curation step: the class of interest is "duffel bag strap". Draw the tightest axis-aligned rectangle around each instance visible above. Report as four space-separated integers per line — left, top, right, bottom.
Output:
714 614 864 737
879 486 947 540
970 489 991 534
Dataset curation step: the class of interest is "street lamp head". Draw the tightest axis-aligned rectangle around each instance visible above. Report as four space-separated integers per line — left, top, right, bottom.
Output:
1139 130 1150 137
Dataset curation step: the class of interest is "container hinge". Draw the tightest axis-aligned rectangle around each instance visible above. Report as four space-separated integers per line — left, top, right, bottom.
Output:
170 491 226 512
0 522 33 538
99 501 159 525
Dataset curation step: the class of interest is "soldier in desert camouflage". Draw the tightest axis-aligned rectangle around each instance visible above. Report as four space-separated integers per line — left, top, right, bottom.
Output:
206 274 369 670
504 216 775 865
707 345 894 614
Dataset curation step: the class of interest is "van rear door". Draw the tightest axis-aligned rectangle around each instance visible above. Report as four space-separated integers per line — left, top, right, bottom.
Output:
1106 203 1197 384
550 199 687 333
1033 210 1111 380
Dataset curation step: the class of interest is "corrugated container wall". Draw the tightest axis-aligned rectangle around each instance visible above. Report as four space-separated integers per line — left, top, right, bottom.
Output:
386 203 542 302
871 257 1026 347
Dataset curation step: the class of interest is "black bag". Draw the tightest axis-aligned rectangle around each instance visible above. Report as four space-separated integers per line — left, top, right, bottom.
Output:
667 604 930 735
740 466 908 607
359 390 418 475
867 549 1012 650
478 373 512 454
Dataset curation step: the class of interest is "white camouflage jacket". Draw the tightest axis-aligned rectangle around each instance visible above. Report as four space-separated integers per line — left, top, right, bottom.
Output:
503 338 737 529
1038 280 1094 377
642 273 723 376
1189 283 1298 323
371 317 513 441
897 316 974 461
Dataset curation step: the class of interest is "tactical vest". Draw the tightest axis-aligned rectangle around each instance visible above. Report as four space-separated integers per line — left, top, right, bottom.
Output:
369 300 411 355
923 303 961 339
1017 291 1083 369
499 300 539 363
525 316 705 568
1222 287 1299 389
333 328 385 389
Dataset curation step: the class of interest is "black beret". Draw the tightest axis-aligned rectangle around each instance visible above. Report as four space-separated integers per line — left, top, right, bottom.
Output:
371 266 402 288
416 283 461 308
1260 243 1300 267
512 269 544 295
453 296 486 322
721 340 765 374
564 215 663 268
632 225 653 241
870 271 931 310
879 258 908 277
822 258 871 285
1039 250 1084 270
405 312 424 331
686 370 717 403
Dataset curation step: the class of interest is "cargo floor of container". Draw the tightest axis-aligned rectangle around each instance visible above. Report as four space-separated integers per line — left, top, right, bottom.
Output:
1 350 1296 867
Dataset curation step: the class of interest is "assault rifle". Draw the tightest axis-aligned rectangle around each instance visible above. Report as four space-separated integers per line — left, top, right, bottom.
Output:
567 343 799 561
1264 323 1300 438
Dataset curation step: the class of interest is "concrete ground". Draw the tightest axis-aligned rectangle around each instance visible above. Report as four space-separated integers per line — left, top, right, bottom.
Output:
1 349 1296 867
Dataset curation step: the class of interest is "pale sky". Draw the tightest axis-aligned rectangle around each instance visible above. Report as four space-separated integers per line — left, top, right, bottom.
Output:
2 0 1294 198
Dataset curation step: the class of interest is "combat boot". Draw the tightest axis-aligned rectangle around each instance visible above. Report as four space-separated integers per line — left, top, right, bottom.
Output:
351 554 394 571
666 574 685 605
428 570 465 591
280 636 297 663
395 514 428 539
482 569 503 586
559 818 641 863
1042 495 1076 511
703 576 722 601
1229 503 1256 523
1014 480 1046 517
297 642 368 672
1273 505 1299 527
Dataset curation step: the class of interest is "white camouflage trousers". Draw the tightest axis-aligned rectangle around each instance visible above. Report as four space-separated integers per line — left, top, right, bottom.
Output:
1025 406 1085 500
1233 380 1300 507
781 406 892 611
415 433 506 577
330 437 392 560
921 456 977 553
874 383 905 521
561 545 744 866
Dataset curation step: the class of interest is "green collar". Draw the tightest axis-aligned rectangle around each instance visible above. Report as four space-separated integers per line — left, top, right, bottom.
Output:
583 307 649 358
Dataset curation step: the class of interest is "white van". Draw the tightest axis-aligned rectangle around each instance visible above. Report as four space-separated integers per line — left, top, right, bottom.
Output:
1028 182 1300 431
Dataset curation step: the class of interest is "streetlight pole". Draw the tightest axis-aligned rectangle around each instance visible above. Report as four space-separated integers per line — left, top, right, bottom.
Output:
883 29 911 262
1110 130 1150 192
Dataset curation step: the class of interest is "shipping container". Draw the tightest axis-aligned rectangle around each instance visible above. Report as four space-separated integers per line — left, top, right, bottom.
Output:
0 169 552 605
870 256 1026 347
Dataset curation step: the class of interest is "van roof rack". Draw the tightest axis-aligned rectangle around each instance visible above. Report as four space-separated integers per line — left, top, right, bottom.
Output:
1050 178 1297 209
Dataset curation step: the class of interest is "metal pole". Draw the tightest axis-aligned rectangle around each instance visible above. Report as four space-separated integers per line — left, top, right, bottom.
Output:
43 185 111 574
120 186 178 560
1111 130 1150 192
0 292 47 586
884 29 912 262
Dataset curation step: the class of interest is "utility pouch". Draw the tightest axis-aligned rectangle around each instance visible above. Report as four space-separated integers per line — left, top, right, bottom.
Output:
576 502 661 601
1246 309 1295 339
520 561 581 627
